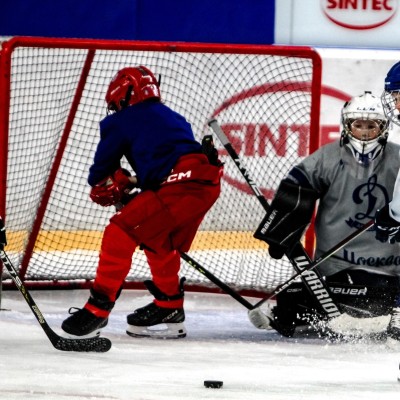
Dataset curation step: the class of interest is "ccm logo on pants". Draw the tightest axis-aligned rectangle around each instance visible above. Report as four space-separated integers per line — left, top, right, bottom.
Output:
165 170 191 183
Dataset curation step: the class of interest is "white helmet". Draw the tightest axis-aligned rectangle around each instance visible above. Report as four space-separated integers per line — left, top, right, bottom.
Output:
340 91 389 166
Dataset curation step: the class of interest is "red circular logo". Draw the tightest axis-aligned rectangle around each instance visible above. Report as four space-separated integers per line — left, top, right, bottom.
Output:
210 84 351 199
321 0 397 30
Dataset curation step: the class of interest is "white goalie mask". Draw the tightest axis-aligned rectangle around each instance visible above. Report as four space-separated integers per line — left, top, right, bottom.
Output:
340 91 389 166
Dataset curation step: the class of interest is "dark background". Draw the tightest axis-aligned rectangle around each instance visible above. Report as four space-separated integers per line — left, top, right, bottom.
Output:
0 0 275 44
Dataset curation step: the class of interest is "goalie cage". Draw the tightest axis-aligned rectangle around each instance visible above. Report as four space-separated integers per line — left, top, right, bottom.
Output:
0 36 321 297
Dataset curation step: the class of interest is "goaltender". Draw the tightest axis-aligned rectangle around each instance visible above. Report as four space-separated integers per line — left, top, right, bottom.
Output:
253 92 400 340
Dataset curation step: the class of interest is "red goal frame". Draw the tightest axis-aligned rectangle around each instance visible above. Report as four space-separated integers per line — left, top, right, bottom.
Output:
0 37 321 294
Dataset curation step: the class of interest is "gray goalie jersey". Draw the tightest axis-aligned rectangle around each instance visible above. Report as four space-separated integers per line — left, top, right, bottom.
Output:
289 141 400 277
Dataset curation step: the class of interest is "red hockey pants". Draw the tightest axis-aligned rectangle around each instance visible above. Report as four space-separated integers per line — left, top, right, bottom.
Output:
87 154 222 315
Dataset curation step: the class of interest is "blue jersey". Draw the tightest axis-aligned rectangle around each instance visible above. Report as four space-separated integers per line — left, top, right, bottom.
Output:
88 101 202 189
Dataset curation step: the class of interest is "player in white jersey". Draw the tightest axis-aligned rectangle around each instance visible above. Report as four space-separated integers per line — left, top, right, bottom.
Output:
254 92 400 339
371 61 400 341
376 61 400 241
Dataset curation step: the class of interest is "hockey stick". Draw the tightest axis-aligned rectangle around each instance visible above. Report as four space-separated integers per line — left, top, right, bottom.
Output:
181 130 372 323
182 220 372 324
208 118 343 322
180 252 254 309
251 219 374 307
0 219 111 352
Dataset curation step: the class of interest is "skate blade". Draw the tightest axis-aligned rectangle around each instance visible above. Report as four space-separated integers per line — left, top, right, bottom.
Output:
61 329 102 340
126 322 186 339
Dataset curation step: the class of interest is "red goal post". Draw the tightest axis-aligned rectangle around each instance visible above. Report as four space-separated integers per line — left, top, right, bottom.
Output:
0 37 321 296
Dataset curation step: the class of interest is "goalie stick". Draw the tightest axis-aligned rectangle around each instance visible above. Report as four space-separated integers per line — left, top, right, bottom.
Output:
207 118 343 323
249 219 373 305
0 218 111 352
183 220 372 327
175 132 369 328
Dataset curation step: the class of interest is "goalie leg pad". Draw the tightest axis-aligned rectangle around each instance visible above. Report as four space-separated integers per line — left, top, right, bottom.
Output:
272 267 399 336
254 179 318 258
326 267 400 317
265 282 324 337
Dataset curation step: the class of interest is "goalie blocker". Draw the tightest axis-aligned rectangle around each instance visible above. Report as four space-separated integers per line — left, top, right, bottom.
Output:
254 179 319 259
269 266 400 337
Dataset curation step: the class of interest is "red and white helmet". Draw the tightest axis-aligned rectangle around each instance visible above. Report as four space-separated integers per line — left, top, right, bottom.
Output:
105 66 161 112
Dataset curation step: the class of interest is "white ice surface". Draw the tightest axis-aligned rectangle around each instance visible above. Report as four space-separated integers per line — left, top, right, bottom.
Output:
1 289 400 400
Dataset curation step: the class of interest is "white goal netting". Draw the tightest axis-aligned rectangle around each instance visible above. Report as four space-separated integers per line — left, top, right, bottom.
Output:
0 38 321 294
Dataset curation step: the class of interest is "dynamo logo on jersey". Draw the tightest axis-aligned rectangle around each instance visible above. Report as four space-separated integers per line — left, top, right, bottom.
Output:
345 174 389 230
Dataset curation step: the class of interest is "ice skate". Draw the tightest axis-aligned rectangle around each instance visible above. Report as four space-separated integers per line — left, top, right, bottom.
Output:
61 288 114 338
126 302 186 338
62 307 108 338
126 278 186 339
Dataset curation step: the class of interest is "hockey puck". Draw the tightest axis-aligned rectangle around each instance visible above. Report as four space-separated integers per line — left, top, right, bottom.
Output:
204 380 223 389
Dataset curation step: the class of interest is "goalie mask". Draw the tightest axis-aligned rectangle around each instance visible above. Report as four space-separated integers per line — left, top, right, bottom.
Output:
381 61 400 127
340 91 389 166
105 66 161 113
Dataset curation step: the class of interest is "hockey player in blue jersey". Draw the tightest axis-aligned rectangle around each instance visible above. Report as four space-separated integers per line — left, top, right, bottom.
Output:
253 92 400 340
61 66 223 339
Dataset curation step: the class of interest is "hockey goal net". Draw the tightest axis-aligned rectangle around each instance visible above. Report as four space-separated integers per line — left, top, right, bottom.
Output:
0 37 321 295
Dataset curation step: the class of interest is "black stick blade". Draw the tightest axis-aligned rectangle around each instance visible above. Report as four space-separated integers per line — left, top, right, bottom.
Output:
49 331 112 352
54 337 112 352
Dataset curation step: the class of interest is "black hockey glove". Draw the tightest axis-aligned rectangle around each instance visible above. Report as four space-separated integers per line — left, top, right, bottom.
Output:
374 204 400 244
254 180 318 259
0 217 7 251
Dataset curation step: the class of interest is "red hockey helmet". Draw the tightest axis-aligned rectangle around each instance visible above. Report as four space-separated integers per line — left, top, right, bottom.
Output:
105 66 161 112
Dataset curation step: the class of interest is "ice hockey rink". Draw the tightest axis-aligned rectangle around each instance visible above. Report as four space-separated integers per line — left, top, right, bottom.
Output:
1 288 400 400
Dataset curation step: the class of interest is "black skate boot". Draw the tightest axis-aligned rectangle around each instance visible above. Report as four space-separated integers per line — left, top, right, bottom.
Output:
126 278 186 339
61 288 114 338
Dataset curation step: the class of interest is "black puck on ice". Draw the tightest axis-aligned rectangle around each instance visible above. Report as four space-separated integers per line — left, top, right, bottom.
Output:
204 380 223 389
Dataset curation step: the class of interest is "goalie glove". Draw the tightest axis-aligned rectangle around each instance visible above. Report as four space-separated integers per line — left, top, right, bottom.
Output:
374 204 400 244
90 168 136 207
254 179 319 259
